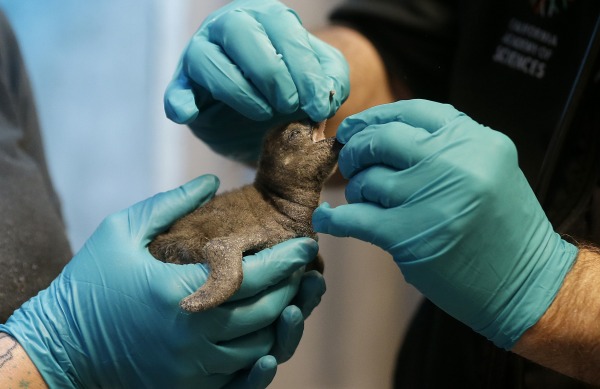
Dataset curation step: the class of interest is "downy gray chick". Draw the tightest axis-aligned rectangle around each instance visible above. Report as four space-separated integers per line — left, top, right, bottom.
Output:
149 121 341 312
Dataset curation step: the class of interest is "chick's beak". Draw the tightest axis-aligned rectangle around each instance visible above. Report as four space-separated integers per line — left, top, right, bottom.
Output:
312 120 328 143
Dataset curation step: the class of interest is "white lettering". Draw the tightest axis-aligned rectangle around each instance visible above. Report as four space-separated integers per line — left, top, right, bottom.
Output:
492 18 557 79
501 33 540 55
508 18 558 46
492 45 546 79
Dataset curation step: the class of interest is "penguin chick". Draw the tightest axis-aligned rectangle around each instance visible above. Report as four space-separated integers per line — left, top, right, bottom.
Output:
149 120 340 312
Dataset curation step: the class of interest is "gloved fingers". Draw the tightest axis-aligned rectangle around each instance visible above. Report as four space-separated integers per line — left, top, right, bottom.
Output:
309 35 350 117
145 261 211 310
269 305 304 363
386 99 465 133
259 12 334 122
187 103 271 163
337 123 431 179
291 270 326 318
313 201 463 263
345 164 445 208
209 10 299 115
346 165 403 207
184 39 273 121
336 100 463 144
203 326 275 375
224 355 277 389
312 202 398 250
233 238 319 300
163 64 200 125
205 268 304 342
129 175 219 244
336 102 400 144
226 272 325 364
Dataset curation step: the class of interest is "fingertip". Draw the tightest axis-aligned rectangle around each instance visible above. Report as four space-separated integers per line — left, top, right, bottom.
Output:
282 304 304 324
304 106 329 124
241 355 277 389
299 237 319 260
297 271 326 318
257 355 277 371
200 173 220 188
336 115 368 144
328 90 346 119
273 305 304 363
239 237 319 297
181 174 220 205
392 99 463 132
164 87 199 124
275 237 319 266
272 88 300 115
310 270 327 298
337 159 352 181
313 203 366 238
328 72 350 118
312 203 332 232
301 81 335 123
314 202 332 215
344 178 362 204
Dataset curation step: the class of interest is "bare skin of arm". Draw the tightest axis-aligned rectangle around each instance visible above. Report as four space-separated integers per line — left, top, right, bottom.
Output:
513 247 600 385
316 25 600 386
0 333 47 389
314 25 406 136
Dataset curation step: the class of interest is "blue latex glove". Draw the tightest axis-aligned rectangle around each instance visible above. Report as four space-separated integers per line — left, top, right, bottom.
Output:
164 0 349 163
0 174 325 388
313 100 578 349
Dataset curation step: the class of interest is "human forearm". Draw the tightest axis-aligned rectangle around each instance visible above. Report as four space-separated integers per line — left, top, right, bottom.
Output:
513 246 600 385
0 333 47 389
314 25 408 137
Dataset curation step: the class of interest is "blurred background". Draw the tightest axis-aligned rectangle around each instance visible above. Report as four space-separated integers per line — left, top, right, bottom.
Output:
1 1 422 387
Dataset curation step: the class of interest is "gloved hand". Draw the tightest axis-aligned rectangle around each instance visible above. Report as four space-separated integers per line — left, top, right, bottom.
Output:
164 0 349 163
0 174 325 389
313 99 578 349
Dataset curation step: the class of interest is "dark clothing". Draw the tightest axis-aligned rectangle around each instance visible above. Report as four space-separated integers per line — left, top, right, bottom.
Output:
332 0 600 387
0 11 71 322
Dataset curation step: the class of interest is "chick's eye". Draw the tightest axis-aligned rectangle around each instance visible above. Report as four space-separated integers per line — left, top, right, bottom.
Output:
288 129 301 141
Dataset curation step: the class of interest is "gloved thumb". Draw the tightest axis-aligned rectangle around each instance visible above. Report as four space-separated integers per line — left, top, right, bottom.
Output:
131 174 220 242
312 202 353 237
312 202 386 243
164 72 199 124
